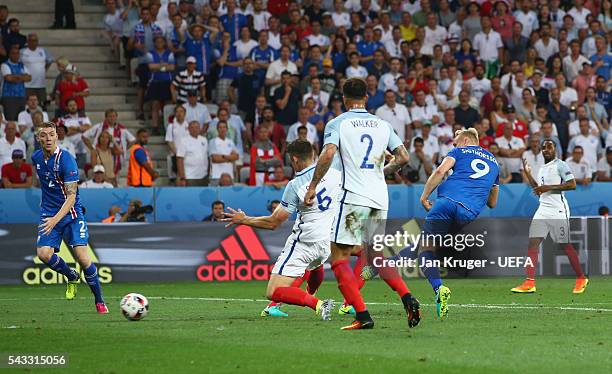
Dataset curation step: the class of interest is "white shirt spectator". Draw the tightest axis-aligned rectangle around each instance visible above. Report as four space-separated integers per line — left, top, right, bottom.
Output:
345 65 368 79
410 103 440 123
177 134 209 179
81 179 114 188
375 103 412 141
20 46 52 89
567 134 602 172
0 137 26 177
185 102 212 127
530 119 559 136
209 136 238 179
268 31 281 50
384 39 405 58
234 39 258 60
286 122 318 144
332 11 351 28
410 134 440 161
104 7 124 36
566 157 592 180
468 77 491 102
597 156 611 178
567 7 591 30
165 118 190 152
57 138 77 158
374 25 393 43
303 91 330 111
520 149 545 178
534 38 559 63
513 9 539 38
83 122 135 159
61 114 91 154
472 30 503 61
265 59 297 95
252 10 271 32
306 33 330 47
559 87 579 107
495 135 525 173
563 54 590 83
422 25 447 56
17 109 49 132
379 71 402 92
432 122 454 140
568 119 598 137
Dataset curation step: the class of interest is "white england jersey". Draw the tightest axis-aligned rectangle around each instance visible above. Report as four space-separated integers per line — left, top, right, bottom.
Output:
280 163 342 242
324 108 403 210
536 158 575 212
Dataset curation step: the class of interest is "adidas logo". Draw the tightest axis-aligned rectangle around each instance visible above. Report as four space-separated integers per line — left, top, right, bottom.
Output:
23 241 112 285
197 225 273 282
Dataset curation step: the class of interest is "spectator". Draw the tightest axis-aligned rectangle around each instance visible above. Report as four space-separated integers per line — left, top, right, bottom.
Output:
539 121 563 159
129 6 163 120
265 165 289 189
547 87 571 153
366 49 388 79
172 56 206 104
3 18 26 53
318 58 336 94
345 51 368 78
203 200 225 222
19 33 52 107
410 89 440 124
252 0 271 32
287 107 318 146
495 122 526 183
0 5 8 42
1 149 31 188
166 11 187 72
521 135 545 182
184 90 211 133
166 104 189 176
566 145 592 185
584 87 609 130
265 46 298 96
218 172 234 187
504 22 528 64
146 36 175 133
257 106 286 156
56 123 77 158
1 46 31 120
378 57 402 92
127 128 158 187
83 108 135 170
55 64 89 116
596 147 612 181
209 121 239 182
217 100 248 154
17 95 48 148
230 58 264 121
495 104 528 140
563 39 590 84
568 106 599 137
57 97 91 165
375 90 411 142
365 74 384 113
475 121 494 149
51 0 76 29
302 77 330 114
572 62 596 104
590 35 612 82
175 119 210 188
410 122 439 164
103 0 123 61
480 76 507 120
90 131 120 187
454 90 480 128
220 0 248 43
0 122 26 178
533 23 559 64
567 118 602 173
273 70 300 126
473 16 504 78
489 142 512 184
81 165 114 189
249 125 282 186
401 137 432 184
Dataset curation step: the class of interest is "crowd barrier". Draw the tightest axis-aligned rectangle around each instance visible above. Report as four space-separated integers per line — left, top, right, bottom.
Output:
0 183 610 223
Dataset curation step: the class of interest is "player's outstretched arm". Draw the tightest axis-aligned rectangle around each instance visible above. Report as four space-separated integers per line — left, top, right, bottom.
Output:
420 156 456 211
221 206 290 230
39 182 77 236
487 185 499 208
383 145 409 175
533 178 576 195
305 143 337 205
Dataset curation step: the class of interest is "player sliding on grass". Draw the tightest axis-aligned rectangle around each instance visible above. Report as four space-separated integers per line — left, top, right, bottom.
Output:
304 77 421 330
511 139 589 294
222 140 337 320
33 122 108 313
362 128 499 320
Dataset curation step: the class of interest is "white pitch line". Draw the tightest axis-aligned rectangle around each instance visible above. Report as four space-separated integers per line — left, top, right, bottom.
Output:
1 296 612 313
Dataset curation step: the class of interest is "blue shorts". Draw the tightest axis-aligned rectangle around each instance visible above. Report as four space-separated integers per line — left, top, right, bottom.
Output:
37 213 89 251
423 197 478 235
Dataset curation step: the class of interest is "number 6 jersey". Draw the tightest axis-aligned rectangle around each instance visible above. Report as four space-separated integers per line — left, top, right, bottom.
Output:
280 161 342 242
323 108 403 210
437 146 500 215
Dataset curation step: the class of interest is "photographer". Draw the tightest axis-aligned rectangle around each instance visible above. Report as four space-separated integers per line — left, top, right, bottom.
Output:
122 199 153 222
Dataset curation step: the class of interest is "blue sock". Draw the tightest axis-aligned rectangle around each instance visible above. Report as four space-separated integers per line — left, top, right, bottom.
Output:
46 254 79 281
84 264 104 303
419 251 443 293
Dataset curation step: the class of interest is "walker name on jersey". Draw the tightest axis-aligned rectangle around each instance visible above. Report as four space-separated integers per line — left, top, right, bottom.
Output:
349 119 379 128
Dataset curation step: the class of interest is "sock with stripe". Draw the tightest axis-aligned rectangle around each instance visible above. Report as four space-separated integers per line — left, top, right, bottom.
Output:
83 264 104 303
418 251 443 293
271 287 319 310
563 244 585 279
331 260 368 317
44 254 79 281
525 247 539 280
353 249 366 290
267 275 307 308
376 253 411 298
306 267 324 295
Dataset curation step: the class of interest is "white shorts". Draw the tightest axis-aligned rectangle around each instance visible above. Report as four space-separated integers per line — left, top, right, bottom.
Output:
331 203 388 246
528 206 570 243
271 237 330 277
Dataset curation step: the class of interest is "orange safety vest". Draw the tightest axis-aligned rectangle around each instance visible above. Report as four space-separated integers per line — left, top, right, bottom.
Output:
127 144 153 187
102 216 115 223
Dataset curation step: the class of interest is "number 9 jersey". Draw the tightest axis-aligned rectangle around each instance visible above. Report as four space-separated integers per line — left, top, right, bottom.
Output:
437 146 500 216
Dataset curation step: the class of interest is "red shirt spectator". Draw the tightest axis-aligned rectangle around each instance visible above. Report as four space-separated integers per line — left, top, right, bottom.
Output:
56 64 89 113
480 134 495 149
1 149 32 188
267 0 289 18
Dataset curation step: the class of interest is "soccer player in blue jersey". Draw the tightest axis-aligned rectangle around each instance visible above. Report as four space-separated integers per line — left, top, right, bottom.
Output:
363 128 499 319
32 122 108 314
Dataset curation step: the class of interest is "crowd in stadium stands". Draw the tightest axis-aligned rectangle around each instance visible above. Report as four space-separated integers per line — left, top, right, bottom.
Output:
1 0 612 190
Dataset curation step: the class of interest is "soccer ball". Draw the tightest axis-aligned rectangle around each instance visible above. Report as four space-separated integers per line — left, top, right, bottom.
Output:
120 293 149 321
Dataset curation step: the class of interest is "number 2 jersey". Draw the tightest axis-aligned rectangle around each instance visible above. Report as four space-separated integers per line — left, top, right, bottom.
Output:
32 147 84 218
280 162 342 242
323 108 403 210
437 146 500 215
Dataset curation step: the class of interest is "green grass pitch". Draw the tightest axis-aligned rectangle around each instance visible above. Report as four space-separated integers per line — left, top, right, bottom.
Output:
1 278 611 373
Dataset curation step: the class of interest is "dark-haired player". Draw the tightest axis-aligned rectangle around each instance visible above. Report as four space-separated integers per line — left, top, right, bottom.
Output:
222 140 338 320
304 77 421 330
512 139 588 294
32 122 107 313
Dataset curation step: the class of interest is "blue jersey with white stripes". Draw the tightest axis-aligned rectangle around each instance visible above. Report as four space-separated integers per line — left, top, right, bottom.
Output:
32 147 83 217
437 146 499 215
